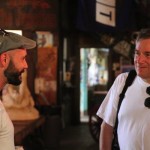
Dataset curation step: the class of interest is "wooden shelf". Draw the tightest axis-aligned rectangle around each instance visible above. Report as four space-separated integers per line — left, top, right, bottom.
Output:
13 116 45 145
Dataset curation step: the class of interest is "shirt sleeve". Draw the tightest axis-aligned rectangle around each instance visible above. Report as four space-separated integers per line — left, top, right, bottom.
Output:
96 73 128 127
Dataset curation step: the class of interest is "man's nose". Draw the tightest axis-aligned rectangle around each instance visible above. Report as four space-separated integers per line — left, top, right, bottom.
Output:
24 60 28 69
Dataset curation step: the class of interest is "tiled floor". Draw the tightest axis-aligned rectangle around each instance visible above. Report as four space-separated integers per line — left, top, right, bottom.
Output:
60 123 99 150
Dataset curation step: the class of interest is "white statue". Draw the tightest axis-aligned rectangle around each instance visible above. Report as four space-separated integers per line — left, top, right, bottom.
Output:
2 70 39 121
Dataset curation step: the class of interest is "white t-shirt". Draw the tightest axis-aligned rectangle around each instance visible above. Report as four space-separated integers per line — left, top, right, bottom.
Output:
97 72 150 150
0 100 15 150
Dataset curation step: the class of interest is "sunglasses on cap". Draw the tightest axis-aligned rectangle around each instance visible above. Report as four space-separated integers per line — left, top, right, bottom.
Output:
0 28 9 36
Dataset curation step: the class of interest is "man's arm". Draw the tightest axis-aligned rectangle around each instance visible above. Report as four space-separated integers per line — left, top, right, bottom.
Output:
99 121 113 150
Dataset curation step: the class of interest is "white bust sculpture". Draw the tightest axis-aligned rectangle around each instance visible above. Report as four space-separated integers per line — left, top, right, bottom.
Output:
2 70 39 121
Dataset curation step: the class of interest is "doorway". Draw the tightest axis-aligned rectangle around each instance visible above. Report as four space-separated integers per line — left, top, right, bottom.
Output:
80 48 109 122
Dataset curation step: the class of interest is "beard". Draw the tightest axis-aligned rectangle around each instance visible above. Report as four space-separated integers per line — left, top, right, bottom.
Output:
4 60 24 86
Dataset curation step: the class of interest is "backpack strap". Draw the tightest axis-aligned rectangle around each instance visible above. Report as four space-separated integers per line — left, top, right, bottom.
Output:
117 70 137 112
113 70 137 149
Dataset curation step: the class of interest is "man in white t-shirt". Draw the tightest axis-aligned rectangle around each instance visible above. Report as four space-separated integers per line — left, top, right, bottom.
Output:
97 28 150 150
0 29 36 150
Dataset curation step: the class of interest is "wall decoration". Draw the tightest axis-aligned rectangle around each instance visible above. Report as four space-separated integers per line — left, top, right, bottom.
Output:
36 31 53 48
113 40 131 57
76 0 136 33
35 31 57 105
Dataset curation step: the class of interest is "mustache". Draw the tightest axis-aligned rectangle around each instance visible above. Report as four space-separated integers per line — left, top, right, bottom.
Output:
4 69 24 78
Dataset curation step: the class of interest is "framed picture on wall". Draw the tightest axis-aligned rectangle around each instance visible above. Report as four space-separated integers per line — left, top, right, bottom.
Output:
36 31 53 48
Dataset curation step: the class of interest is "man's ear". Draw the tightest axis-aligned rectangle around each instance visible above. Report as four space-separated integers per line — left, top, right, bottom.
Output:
0 53 8 67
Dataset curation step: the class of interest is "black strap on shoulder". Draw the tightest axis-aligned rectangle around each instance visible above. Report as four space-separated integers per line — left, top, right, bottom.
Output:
117 70 137 112
113 70 137 149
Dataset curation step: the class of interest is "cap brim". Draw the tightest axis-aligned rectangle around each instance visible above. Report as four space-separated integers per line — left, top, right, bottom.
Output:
9 32 36 49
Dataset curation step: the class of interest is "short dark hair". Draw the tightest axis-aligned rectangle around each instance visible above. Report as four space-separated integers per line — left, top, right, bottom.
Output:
136 28 150 42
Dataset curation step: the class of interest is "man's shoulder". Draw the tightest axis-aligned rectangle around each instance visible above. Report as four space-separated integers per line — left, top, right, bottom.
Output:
116 72 129 82
115 71 137 89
